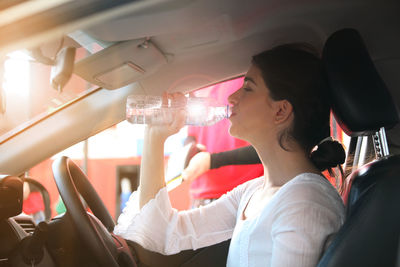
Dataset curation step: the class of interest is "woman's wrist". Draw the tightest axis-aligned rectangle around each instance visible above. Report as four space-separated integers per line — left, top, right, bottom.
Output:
144 126 169 143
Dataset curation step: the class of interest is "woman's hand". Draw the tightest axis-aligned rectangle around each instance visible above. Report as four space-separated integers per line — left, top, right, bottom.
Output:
145 92 187 141
181 151 211 182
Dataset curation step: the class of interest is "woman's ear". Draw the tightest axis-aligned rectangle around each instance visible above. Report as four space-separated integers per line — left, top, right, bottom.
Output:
274 100 293 124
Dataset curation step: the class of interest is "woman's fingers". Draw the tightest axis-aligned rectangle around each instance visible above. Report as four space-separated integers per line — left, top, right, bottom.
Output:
146 92 187 139
169 108 186 134
170 92 187 107
166 92 187 133
162 92 169 107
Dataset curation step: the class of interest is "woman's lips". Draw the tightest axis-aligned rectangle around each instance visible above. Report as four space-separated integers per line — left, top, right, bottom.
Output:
228 106 237 118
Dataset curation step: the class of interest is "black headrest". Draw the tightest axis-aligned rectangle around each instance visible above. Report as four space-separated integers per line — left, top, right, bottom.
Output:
323 28 399 136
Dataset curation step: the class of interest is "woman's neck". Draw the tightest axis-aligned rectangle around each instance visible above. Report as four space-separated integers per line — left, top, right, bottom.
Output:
253 140 320 189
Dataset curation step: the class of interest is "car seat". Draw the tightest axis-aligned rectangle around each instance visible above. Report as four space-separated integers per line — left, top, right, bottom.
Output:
317 28 400 267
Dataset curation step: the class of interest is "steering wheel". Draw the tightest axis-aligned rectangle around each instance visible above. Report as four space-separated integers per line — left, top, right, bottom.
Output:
52 156 134 267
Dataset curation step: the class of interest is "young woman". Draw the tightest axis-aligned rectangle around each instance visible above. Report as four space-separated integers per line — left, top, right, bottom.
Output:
114 43 346 266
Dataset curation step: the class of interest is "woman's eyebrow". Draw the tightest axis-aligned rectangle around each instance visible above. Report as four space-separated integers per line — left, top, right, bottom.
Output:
244 76 257 85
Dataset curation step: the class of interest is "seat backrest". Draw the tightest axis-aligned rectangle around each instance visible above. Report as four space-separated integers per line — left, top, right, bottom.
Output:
317 28 400 267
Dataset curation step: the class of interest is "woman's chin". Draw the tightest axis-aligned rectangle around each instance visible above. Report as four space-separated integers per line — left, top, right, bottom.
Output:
228 125 240 139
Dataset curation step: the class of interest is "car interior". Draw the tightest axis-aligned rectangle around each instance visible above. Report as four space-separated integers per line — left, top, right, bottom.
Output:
0 0 400 266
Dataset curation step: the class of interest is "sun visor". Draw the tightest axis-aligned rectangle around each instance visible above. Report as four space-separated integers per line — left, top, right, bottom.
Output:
74 39 167 90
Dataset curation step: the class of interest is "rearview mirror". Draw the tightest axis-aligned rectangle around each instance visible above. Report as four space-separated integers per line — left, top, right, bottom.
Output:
50 46 76 92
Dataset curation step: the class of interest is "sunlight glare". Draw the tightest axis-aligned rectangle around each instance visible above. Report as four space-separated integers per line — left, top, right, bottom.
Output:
3 52 30 97
186 102 206 118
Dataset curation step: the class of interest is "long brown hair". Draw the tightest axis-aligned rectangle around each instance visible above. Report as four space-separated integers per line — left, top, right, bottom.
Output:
252 43 346 191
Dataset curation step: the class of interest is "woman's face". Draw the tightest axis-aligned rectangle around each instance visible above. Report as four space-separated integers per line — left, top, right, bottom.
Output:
228 65 288 142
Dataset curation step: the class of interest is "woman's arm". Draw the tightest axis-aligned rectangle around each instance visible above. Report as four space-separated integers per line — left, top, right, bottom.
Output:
210 145 260 169
138 130 168 208
138 93 186 209
115 177 251 254
182 145 261 182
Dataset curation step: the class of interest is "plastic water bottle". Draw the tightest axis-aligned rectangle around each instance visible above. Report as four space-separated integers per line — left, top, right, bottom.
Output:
126 95 231 126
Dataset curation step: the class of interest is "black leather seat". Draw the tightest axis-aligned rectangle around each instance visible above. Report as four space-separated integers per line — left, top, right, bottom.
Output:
317 29 400 267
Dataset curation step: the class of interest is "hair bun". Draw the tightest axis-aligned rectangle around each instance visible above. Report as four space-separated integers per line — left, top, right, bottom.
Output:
310 140 346 171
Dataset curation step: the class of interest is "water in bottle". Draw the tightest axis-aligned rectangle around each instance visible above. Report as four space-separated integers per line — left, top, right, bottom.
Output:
126 95 231 126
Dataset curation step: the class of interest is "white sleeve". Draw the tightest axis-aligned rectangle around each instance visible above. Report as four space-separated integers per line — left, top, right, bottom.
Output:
114 183 247 255
270 182 345 267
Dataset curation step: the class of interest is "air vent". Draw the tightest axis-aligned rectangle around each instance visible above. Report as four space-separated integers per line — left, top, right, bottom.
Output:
14 217 35 234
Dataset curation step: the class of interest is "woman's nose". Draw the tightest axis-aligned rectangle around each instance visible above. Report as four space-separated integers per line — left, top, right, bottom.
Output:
228 89 240 105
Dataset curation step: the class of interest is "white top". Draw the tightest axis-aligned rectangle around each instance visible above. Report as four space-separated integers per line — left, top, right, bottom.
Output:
114 173 345 267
